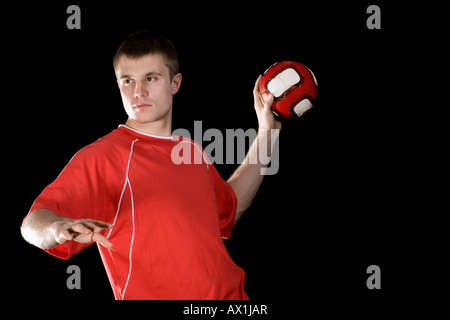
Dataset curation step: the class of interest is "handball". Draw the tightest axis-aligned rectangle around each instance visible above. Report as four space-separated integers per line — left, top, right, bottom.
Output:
259 60 318 119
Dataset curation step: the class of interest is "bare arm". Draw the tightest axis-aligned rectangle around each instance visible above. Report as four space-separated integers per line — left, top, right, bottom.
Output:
21 208 114 250
228 76 281 225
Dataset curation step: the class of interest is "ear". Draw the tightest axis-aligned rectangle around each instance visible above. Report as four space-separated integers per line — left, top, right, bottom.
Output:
171 73 182 95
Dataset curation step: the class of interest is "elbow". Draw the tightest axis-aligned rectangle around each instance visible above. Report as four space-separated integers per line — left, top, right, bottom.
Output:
20 213 54 250
20 218 35 246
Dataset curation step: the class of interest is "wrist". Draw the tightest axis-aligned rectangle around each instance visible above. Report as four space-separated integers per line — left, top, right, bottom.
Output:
257 127 281 137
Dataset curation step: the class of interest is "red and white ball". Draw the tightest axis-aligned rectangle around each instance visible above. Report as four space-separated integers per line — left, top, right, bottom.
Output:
259 60 318 119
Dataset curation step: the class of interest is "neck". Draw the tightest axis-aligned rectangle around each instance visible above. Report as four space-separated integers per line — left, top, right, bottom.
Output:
124 118 172 137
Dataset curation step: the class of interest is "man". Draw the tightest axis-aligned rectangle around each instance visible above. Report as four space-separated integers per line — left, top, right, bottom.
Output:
21 31 281 300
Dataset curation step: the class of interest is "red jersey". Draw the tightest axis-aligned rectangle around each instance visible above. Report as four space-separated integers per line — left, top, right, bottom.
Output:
27 125 248 300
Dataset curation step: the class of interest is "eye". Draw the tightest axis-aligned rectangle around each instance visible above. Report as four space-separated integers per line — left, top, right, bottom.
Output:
122 79 134 86
147 76 157 82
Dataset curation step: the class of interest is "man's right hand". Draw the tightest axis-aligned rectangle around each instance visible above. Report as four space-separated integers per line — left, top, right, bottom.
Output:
50 217 114 249
21 209 114 249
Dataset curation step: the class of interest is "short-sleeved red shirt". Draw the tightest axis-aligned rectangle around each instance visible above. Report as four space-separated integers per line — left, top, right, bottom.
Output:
27 125 248 300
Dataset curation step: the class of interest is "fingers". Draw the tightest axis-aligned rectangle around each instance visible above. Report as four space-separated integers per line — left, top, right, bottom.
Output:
90 219 113 230
55 219 113 247
92 232 114 249
253 75 262 96
58 229 73 243
263 93 274 110
55 224 88 244
253 75 274 110
252 74 280 131
253 75 263 107
71 222 94 235
79 219 112 231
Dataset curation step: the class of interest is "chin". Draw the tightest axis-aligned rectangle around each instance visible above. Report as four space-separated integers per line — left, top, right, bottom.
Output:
129 109 172 126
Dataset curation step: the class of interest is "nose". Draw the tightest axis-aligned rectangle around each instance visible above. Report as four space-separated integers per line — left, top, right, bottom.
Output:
134 80 148 98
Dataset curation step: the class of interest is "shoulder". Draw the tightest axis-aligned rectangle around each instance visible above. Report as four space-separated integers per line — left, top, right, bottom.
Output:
68 128 133 166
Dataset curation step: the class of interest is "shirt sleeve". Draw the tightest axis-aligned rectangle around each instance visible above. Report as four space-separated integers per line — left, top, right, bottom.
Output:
208 165 237 239
26 144 113 259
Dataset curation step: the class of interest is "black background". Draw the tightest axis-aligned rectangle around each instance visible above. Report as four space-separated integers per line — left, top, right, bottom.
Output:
5 1 448 302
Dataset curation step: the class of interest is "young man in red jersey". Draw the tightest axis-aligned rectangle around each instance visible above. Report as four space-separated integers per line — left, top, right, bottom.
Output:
21 31 281 300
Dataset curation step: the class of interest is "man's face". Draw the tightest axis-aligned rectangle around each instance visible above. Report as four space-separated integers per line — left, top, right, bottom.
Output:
116 53 181 130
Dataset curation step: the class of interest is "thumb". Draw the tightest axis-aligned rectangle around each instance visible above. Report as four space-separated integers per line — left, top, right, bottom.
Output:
263 93 274 110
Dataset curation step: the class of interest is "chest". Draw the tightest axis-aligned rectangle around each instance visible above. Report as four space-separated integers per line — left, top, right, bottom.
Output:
110 142 220 236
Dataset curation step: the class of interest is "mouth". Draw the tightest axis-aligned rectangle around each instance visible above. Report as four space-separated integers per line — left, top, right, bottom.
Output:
133 103 153 110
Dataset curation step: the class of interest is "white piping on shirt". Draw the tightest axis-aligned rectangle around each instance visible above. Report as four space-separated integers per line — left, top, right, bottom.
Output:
119 124 172 140
122 178 135 299
106 138 139 300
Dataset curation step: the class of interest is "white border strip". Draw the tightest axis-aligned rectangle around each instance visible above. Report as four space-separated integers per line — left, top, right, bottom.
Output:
119 124 172 140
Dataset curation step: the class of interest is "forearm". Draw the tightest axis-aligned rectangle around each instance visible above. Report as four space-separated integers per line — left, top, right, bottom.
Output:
21 209 62 249
228 128 280 224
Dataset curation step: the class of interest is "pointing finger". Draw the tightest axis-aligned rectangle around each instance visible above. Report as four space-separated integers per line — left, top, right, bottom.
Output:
92 232 114 249
92 220 113 230
83 219 113 230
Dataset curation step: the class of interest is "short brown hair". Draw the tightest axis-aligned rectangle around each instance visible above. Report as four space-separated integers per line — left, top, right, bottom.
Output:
113 30 179 79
